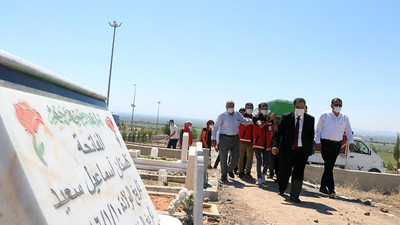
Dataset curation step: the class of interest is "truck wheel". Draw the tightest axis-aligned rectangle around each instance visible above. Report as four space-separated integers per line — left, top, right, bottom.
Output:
368 168 381 173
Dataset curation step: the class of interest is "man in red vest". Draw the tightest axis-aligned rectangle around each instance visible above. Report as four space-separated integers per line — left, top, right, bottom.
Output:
253 102 277 184
238 103 254 178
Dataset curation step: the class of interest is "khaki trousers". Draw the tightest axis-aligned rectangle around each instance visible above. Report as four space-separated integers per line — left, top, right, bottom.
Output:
238 142 254 174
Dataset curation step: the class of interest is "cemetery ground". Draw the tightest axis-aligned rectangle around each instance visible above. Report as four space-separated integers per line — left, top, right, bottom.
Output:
134 136 399 225
210 169 400 225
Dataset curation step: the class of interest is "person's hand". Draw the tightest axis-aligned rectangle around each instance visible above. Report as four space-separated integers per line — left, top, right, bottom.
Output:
272 147 279 155
166 136 170 140
349 143 355 152
314 143 321 152
256 121 262 126
211 140 216 148
270 113 277 120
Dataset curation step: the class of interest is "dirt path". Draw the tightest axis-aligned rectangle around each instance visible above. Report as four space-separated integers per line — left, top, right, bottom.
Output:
206 166 400 225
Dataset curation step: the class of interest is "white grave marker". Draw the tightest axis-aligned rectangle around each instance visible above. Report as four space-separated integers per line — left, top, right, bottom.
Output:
0 51 160 225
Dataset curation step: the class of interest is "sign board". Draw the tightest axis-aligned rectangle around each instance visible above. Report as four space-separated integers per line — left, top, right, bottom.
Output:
0 51 159 225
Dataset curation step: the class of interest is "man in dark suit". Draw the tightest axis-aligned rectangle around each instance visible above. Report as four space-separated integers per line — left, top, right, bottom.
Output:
271 98 315 203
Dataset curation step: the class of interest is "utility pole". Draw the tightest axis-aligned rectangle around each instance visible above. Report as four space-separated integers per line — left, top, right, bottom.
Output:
156 101 161 130
106 20 122 108
130 84 136 132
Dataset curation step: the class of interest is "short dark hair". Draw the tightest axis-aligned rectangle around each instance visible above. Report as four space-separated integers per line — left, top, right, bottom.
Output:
293 98 306 106
331 98 342 105
245 102 253 108
258 102 268 108
239 108 246 112
169 119 174 123
207 120 214 126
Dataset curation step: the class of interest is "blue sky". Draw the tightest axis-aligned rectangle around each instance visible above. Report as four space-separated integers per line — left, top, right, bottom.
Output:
1 0 399 133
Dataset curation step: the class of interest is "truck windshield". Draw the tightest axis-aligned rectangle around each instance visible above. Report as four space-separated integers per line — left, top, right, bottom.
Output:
353 141 370 155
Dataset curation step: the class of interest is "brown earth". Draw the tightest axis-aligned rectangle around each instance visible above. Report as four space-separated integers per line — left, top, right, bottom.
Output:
205 166 400 225
137 140 400 224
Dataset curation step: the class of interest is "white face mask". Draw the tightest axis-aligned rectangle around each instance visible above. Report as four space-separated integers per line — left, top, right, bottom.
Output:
246 109 253 114
333 106 342 113
260 109 268 115
209 125 213 129
227 108 234 113
189 126 192 129
295 108 305 117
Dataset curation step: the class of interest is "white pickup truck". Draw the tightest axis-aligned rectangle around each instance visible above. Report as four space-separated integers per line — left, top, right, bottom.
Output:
308 137 386 173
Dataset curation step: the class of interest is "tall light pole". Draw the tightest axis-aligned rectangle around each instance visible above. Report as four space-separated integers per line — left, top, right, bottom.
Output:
156 101 161 130
106 20 122 108
130 83 137 132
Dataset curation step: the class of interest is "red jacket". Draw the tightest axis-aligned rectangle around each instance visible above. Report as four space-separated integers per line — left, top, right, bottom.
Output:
239 114 253 143
253 116 273 151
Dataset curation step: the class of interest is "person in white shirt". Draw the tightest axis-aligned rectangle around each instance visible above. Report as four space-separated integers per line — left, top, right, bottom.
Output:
315 98 355 198
211 100 253 182
166 119 179 149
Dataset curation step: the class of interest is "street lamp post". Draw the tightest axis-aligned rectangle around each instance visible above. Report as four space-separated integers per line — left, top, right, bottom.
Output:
130 84 136 132
106 20 122 108
156 101 161 130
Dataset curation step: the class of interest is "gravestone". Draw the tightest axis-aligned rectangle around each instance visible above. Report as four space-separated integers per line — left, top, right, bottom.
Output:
0 51 161 225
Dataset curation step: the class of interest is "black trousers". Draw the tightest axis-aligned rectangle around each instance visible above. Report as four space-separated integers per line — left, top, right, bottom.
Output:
167 139 178 149
320 139 342 193
269 153 279 177
278 148 308 191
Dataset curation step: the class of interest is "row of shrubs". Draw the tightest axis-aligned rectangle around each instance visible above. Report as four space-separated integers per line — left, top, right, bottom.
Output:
122 131 154 143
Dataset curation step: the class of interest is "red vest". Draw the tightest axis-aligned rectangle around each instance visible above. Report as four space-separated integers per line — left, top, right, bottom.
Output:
239 115 253 143
201 126 211 147
253 122 273 151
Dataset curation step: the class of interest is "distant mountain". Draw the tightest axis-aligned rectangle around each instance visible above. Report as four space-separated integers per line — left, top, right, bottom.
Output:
114 112 207 128
353 128 397 143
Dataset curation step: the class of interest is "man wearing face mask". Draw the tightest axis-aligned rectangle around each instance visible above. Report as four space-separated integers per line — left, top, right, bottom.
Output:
238 103 254 178
166 119 179 149
315 98 354 198
253 102 277 184
212 100 253 182
271 98 315 203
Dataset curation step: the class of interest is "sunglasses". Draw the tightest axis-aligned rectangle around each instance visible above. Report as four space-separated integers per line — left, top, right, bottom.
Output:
334 104 342 107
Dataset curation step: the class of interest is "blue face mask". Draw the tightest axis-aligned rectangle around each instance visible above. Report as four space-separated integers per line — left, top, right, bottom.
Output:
170 123 174 126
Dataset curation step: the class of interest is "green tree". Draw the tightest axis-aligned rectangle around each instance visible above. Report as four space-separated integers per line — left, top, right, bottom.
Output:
394 132 399 173
128 132 132 142
122 132 127 141
148 130 153 142
162 121 170 135
192 128 198 141
120 121 126 131
131 131 136 142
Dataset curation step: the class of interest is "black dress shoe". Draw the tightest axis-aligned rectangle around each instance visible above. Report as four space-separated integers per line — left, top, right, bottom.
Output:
245 173 253 179
228 172 235 178
319 188 329 195
238 172 244 178
278 190 284 196
290 196 302 203
220 176 228 182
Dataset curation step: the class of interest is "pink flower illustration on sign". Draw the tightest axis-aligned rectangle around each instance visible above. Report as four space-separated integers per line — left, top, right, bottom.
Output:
106 116 121 147
14 102 48 166
106 117 115 132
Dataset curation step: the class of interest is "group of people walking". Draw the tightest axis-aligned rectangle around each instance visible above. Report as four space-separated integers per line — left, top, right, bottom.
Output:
209 98 354 203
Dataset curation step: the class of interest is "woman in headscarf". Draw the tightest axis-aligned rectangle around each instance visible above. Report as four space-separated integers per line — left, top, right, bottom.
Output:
179 121 193 148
